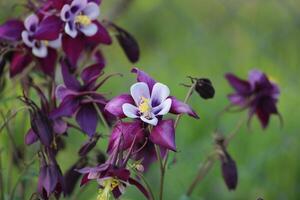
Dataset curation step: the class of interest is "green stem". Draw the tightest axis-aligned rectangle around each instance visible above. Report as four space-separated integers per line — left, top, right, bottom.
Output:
92 102 110 134
134 169 156 200
0 149 4 200
154 145 164 200
0 107 29 134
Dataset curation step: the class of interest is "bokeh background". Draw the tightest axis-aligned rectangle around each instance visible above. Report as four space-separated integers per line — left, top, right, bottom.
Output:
0 0 299 199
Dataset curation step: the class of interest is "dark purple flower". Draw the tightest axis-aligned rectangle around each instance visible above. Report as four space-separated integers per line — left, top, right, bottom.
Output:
226 69 280 128
0 19 24 41
60 0 100 38
50 59 115 137
38 153 65 199
21 14 62 58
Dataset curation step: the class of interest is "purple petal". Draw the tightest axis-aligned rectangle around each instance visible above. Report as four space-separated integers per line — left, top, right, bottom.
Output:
50 96 79 118
53 119 68 134
85 21 112 46
105 94 134 118
81 63 105 85
255 97 278 129
150 119 176 151
25 128 38 145
131 68 156 91
56 85 78 100
52 0 69 10
9 51 32 77
37 48 57 76
169 96 199 119
128 178 150 199
107 121 143 154
60 59 82 90
225 73 251 95
78 135 100 156
0 19 24 41
34 16 62 41
62 35 85 67
88 0 102 5
75 104 98 137
228 94 248 106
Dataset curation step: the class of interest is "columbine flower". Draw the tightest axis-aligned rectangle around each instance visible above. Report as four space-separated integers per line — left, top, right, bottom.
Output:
61 0 100 38
21 14 62 58
122 82 172 126
50 59 115 137
105 68 199 167
225 69 280 128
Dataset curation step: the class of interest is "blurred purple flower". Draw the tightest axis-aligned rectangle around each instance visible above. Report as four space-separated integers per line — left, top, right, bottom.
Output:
50 59 115 137
226 69 280 128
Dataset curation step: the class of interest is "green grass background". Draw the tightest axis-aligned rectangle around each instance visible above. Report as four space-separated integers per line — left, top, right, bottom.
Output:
0 0 299 199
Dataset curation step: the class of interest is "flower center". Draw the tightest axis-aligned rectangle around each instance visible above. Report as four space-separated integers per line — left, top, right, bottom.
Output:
75 15 92 26
97 178 120 200
138 97 152 117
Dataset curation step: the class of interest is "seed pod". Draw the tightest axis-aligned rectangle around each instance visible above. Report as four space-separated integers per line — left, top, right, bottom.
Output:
220 149 238 190
195 78 215 99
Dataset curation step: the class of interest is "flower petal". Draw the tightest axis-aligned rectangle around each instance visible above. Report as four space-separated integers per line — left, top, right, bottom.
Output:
60 58 82 90
65 22 78 38
21 31 34 47
130 82 150 105
225 73 251 95
34 16 62 41
150 119 176 151
32 43 48 58
25 128 38 145
131 68 156 91
48 34 62 49
122 103 139 118
105 94 135 118
83 2 100 20
9 51 32 77
53 119 68 135
37 48 57 76
169 96 199 119
80 23 98 37
151 82 170 106
0 19 24 41
60 4 71 21
85 21 112 45
24 14 39 32
76 104 98 137
62 35 85 67
153 98 172 116
71 0 87 9
80 63 105 85
50 96 79 118
140 115 158 126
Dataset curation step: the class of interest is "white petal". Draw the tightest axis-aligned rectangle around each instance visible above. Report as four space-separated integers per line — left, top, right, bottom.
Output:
130 82 150 105
21 31 34 47
24 14 39 32
140 116 158 126
153 98 172 116
151 82 170 106
48 34 62 49
65 23 78 38
32 44 48 58
87 172 99 179
122 103 139 118
83 2 100 20
79 23 98 37
71 0 87 9
60 4 71 21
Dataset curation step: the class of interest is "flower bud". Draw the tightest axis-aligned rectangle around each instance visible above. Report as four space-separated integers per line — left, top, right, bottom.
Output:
195 78 215 99
220 149 238 190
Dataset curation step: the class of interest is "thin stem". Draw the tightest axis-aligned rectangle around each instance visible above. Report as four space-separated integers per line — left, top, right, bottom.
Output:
0 107 29 134
224 116 246 147
186 153 217 196
134 169 155 200
92 102 110 134
0 149 4 200
154 145 164 200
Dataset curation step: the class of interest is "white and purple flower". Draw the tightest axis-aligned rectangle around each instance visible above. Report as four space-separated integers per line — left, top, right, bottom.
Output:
21 14 62 58
60 0 100 38
122 82 172 126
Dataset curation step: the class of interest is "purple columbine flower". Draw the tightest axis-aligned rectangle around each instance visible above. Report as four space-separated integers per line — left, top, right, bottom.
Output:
60 0 100 38
50 59 115 137
105 68 199 167
122 82 172 126
21 14 62 58
225 69 280 128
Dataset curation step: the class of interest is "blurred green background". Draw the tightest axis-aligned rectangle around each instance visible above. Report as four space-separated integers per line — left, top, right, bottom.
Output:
1 0 299 199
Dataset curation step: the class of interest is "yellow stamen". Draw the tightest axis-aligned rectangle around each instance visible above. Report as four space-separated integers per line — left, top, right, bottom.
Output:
138 97 151 114
42 40 49 46
75 15 92 26
96 178 120 200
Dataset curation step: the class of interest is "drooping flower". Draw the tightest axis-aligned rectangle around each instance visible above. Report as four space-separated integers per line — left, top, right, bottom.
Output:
21 14 62 58
60 0 100 38
50 59 115 137
225 69 280 128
